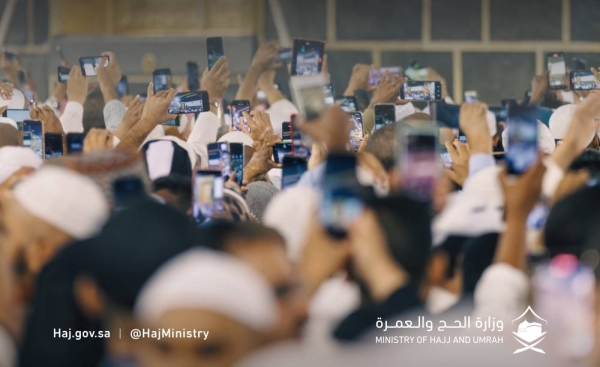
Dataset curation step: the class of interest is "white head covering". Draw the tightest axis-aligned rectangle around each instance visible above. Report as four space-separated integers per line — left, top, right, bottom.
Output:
0 117 18 130
13 166 109 239
156 135 198 168
549 104 577 140
143 136 198 180
135 249 278 332
0 146 43 185
502 120 556 154
266 99 299 136
0 90 26 109
218 131 254 147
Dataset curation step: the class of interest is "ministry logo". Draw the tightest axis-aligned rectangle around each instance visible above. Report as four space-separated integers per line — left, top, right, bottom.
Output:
511 306 548 354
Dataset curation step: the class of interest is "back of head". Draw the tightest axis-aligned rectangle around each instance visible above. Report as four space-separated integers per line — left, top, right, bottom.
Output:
82 89 106 132
0 123 19 148
200 220 285 252
152 174 192 213
549 104 577 140
569 149 600 177
365 122 398 171
402 112 432 124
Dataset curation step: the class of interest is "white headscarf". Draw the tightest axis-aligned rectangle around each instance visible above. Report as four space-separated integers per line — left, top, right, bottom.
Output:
0 146 43 185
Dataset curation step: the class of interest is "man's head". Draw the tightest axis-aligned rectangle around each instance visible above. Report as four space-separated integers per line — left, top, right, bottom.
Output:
152 175 192 213
365 122 398 172
82 89 106 132
134 250 279 367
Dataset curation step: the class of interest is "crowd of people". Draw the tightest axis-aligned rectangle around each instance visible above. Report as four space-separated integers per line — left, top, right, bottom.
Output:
1 39 600 367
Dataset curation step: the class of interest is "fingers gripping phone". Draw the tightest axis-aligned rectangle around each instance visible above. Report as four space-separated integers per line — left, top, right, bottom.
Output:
272 142 292 164
79 56 109 76
168 91 210 114
58 66 70 83
570 71 599 91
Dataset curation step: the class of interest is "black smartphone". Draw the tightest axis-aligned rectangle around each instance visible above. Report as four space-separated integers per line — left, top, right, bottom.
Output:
160 115 181 127
3 109 30 127
374 103 396 131
168 91 210 114
291 38 325 76
570 71 599 91
282 156 308 189
397 125 439 201
187 62 200 91
348 112 363 151
572 57 588 71
66 132 85 154
79 56 108 76
22 120 43 159
153 68 171 93
57 66 70 83
117 76 129 97
354 89 370 112
506 106 538 175
324 83 335 106
229 142 244 186
44 132 63 160
320 154 363 239
112 177 146 211
547 52 567 90
400 81 442 101
335 96 358 112
193 170 225 221
207 37 224 70
489 106 507 122
290 114 310 158
436 103 460 129
231 100 251 131
277 48 293 63
207 142 231 180
272 142 292 164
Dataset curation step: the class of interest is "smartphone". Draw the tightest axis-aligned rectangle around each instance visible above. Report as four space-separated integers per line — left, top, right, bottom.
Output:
282 122 291 141
161 115 181 127
153 69 171 93
547 52 567 90
207 37 224 70
464 90 478 103
506 106 538 175
374 103 396 131
66 132 85 154
117 76 129 97
324 83 335 106
3 109 30 127
400 81 442 101
289 74 328 120
282 156 308 189
112 177 146 211
349 112 363 151
572 57 588 71
369 66 403 87
404 61 428 81
44 133 63 159
185 62 200 91
231 100 251 131
533 255 595 359
335 96 358 112
229 142 244 186
436 103 460 129
193 170 225 221
207 142 231 180
290 114 311 159
570 71 599 91
489 106 507 122
272 142 292 164
397 124 439 201
168 91 210 114
277 48 293 64
320 154 363 239
291 38 325 76
22 120 43 159
57 66 70 83
354 89 370 112
79 56 109 76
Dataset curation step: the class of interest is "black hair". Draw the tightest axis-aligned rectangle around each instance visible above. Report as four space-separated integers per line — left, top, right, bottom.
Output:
82 89 106 133
569 149 600 177
365 122 399 171
152 174 192 213
199 220 285 252
461 233 499 295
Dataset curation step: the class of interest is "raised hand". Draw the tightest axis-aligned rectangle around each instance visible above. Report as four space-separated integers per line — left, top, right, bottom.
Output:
83 128 113 153
459 102 492 154
370 72 404 106
201 56 230 101
66 66 89 105
344 63 372 96
30 105 63 134
114 95 144 140
140 83 177 126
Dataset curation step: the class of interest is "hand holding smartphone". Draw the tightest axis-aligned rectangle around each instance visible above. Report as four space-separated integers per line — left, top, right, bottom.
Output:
231 100 251 131
400 81 442 101
22 120 43 159
153 69 172 93
168 91 210 114
207 37 224 70
374 103 396 131
291 39 325 76
396 124 439 201
79 56 109 76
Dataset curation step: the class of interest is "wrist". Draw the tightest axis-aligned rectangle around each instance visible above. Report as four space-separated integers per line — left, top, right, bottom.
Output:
68 96 86 105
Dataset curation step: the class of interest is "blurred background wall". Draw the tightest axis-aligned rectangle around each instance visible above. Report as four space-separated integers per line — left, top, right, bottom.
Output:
3 0 600 103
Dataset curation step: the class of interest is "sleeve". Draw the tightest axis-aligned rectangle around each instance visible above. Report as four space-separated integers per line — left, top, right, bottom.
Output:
187 111 220 168
472 263 530 320
59 102 84 133
467 153 496 178
103 99 127 132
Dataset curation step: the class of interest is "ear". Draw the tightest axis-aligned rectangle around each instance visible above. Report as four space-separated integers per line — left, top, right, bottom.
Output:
426 250 449 287
74 276 105 319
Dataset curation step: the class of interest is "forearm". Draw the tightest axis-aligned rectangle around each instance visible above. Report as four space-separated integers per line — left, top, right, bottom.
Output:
59 102 84 133
550 138 581 171
99 83 119 104
262 85 285 105
494 213 528 270
362 106 375 135
236 65 262 102
116 118 156 150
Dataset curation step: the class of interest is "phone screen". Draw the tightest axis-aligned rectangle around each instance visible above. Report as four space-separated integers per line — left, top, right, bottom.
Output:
277 48 293 63
207 143 221 171
4 109 30 126
22 120 43 159
570 71 599 91
66 133 85 154
207 37 224 70
112 177 146 211
58 66 70 83
401 81 442 101
464 90 478 103
117 76 129 97
290 115 311 159
230 143 244 186
231 100 251 131
374 104 396 130
324 84 335 106
79 56 108 76
168 91 209 114
506 106 538 175
547 52 566 89
335 96 358 112
282 156 308 189
349 112 363 151
153 69 171 93
291 39 325 76
187 62 200 91
369 67 403 87
193 170 224 221
272 143 292 164
399 127 438 201
282 122 291 141
44 133 63 159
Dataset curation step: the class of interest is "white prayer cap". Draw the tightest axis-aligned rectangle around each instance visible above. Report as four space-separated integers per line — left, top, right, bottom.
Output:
218 131 254 147
549 104 576 139
263 186 319 262
156 135 198 168
0 117 17 130
0 146 43 185
266 99 299 136
13 166 109 239
486 110 497 137
0 90 26 109
135 249 278 332
502 120 556 154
